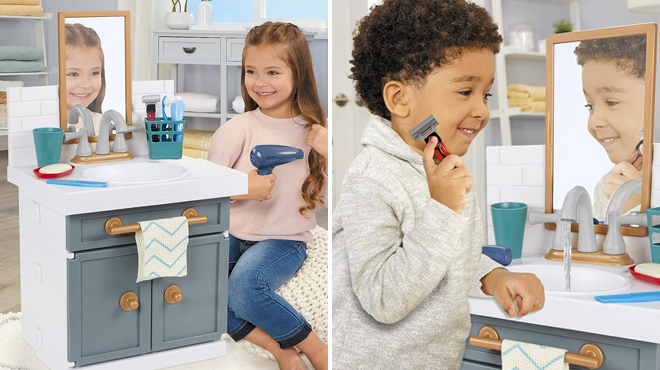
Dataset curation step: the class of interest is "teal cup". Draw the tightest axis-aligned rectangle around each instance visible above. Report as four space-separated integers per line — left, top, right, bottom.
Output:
491 202 528 259
33 127 64 168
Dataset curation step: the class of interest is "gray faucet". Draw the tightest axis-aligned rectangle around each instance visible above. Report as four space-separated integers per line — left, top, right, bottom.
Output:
63 127 92 157
603 178 647 255
67 104 95 137
529 185 598 253
96 110 141 155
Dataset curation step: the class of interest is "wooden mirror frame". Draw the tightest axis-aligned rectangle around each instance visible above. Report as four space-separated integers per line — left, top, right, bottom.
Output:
58 11 132 144
546 23 656 237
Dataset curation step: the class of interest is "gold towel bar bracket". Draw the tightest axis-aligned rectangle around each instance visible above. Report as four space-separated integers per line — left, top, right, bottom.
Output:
469 326 604 369
105 208 208 236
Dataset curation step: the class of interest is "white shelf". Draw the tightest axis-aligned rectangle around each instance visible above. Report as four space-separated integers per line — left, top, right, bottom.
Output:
0 67 57 77
227 111 238 119
490 109 545 119
227 62 242 67
503 49 547 61
0 130 9 137
0 12 52 20
184 112 221 118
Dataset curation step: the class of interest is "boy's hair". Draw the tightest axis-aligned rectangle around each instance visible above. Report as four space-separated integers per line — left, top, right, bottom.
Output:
65 23 106 114
574 35 646 79
350 0 502 120
241 22 327 216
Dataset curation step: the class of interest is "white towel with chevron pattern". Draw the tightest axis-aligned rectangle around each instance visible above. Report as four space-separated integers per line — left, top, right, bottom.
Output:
135 216 189 282
502 339 570 370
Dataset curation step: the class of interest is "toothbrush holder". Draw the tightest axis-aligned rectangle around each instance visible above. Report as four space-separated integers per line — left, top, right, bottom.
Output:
646 207 660 263
144 118 185 159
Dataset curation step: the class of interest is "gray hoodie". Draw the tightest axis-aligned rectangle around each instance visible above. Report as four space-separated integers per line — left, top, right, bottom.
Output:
332 115 501 369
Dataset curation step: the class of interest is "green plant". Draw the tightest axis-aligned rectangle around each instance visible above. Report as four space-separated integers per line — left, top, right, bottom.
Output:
170 0 212 12
553 19 573 34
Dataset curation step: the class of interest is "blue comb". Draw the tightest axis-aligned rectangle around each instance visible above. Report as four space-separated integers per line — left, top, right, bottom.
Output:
47 179 108 187
594 291 660 303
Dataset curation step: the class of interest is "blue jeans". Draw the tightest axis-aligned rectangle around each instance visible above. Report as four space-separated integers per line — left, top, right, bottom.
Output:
227 234 312 348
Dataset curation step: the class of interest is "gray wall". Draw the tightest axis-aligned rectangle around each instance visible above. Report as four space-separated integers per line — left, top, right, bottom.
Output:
484 0 659 147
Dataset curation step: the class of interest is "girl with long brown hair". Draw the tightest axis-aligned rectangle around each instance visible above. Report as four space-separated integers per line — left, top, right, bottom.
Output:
208 22 328 370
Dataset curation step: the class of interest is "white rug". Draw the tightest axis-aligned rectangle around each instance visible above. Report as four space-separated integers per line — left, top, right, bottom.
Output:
0 312 311 370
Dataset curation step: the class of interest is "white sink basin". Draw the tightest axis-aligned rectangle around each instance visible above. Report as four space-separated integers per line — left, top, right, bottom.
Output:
81 162 191 185
506 264 631 296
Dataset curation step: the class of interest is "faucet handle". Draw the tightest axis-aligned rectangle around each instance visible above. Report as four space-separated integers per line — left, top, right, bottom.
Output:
63 127 92 157
528 212 557 225
117 123 141 134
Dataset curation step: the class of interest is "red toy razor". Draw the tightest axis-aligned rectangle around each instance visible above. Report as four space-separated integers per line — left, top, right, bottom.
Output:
409 115 450 162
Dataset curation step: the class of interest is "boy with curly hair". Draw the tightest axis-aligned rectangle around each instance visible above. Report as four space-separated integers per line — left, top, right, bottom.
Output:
332 0 545 368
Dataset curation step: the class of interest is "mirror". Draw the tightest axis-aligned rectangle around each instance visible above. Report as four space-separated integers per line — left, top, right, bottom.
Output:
547 23 656 237
58 11 132 143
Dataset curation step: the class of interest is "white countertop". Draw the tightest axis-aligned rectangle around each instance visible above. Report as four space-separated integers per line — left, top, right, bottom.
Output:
6 156 247 215
468 256 660 344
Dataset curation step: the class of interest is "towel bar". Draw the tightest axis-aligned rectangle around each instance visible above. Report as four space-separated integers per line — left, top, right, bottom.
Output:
469 326 604 369
104 208 207 236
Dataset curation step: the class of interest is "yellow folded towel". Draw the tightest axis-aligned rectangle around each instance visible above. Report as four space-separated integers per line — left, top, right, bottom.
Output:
183 129 214 150
0 5 43 16
512 101 545 113
0 0 40 5
183 147 209 159
507 84 546 102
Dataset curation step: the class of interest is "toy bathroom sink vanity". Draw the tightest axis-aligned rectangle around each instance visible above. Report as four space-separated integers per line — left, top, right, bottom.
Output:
6 82 247 369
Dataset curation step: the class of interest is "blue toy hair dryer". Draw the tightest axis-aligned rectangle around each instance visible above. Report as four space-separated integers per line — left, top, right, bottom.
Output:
250 144 304 175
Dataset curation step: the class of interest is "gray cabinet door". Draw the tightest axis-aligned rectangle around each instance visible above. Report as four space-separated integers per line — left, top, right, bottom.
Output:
151 234 229 351
68 245 151 366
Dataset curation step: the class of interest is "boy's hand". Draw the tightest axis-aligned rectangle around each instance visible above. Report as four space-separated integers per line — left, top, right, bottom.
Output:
603 161 642 200
232 169 276 201
422 136 473 214
306 124 328 159
481 268 545 318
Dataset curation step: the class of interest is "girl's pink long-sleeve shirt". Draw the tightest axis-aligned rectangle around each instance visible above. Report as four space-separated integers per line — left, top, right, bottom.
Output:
208 108 328 243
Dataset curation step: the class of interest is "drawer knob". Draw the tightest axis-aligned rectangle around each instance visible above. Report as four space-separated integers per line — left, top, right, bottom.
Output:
183 46 196 54
165 285 183 304
119 292 139 312
105 208 208 236
469 326 604 369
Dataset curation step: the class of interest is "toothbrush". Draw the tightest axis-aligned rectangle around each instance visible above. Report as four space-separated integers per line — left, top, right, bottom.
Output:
594 291 660 303
162 95 171 121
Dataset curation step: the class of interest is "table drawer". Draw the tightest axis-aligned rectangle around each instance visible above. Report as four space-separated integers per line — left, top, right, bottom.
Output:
158 37 221 64
66 198 230 252
465 315 659 370
226 38 245 62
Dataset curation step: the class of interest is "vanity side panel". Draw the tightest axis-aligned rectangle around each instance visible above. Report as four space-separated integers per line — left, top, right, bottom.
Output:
19 193 70 370
66 198 229 252
151 234 228 351
464 315 658 370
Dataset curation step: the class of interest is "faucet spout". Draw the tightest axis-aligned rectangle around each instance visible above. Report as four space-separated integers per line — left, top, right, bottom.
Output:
603 178 645 255
559 185 598 253
67 104 95 137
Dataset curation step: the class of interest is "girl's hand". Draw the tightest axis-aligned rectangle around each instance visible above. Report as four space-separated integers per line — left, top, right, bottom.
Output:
232 169 276 201
422 137 473 214
306 124 328 159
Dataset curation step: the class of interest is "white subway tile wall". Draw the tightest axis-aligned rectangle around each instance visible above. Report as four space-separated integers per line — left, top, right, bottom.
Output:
7 81 175 168
486 144 660 263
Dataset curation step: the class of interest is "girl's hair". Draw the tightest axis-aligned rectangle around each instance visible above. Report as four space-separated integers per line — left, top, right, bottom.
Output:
65 23 106 114
241 22 327 217
574 35 646 79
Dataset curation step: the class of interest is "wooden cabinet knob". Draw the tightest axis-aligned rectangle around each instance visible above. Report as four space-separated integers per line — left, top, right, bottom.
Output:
164 285 183 304
120 292 139 312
